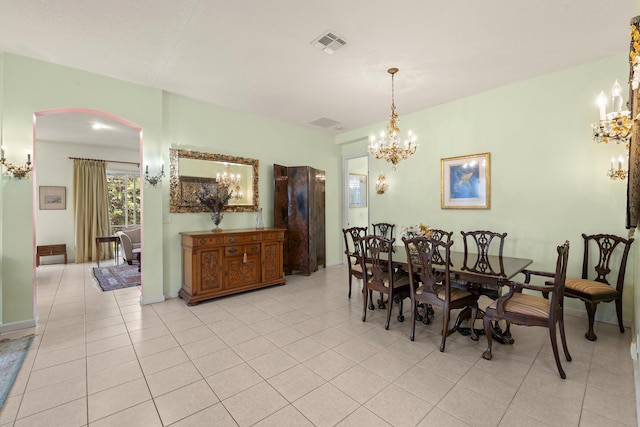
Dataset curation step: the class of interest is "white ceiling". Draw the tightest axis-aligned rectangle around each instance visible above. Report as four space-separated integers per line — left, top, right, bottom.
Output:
0 0 636 145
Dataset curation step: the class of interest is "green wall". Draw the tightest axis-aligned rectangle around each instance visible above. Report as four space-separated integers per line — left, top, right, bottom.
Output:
0 53 338 329
339 53 634 325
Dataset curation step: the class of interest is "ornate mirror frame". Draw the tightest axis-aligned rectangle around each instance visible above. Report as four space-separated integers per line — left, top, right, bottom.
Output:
169 148 259 213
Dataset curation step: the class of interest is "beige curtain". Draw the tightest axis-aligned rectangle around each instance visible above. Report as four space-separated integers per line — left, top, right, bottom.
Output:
73 159 111 263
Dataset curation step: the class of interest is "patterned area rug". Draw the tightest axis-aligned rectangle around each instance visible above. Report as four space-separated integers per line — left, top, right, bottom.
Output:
92 264 141 291
0 335 34 409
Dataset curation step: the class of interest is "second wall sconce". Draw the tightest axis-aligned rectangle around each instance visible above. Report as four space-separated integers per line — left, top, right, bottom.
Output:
376 174 388 194
145 163 165 187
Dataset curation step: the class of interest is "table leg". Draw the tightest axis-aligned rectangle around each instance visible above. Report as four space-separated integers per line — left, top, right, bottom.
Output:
96 240 101 267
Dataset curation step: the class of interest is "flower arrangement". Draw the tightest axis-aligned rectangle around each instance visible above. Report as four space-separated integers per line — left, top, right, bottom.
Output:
195 183 233 229
401 223 433 239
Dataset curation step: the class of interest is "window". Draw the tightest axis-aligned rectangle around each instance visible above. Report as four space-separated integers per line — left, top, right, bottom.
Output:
107 173 140 231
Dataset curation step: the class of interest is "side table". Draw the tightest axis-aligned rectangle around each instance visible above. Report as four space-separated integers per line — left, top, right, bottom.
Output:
95 236 120 267
132 248 142 273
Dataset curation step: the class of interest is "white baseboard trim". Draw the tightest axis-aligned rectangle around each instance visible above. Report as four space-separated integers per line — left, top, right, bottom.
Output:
563 306 631 328
0 319 37 333
140 294 165 305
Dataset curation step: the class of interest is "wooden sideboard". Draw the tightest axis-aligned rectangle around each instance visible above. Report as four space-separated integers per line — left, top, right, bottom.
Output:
179 228 286 305
36 244 67 266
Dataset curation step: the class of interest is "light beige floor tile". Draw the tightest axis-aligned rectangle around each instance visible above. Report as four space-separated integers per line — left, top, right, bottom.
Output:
303 349 355 380
310 326 353 349
192 347 244 377
128 324 171 344
393 365 455 405
132 333 180 358
138 346 190 376
206 363 264 400
331 364 390 404
253 404 315 427
416 349 474 383
170 402 238 427
361 348 414 382
181 335 228 360
293 382 360 426
154 379 219 425
247 348 299 379
0 395 21 425
335 406 393 426
146 361 203 397
14 397 87 427
498 407 551 427
87 377 151 422
249 317 287 335
88 359 144 394
232 336 278 361
268 364 325 402
437 382 507 427
88 400 162 427
25 358 85 392
31 343 86 371
579 408 634 427
172 324 216 345
364 383 433 427
583 385 637 426
217 325 260 346
223 381 288 427
86 333 132 357
86 323 128 343
87 345 137 374
332 337 380 363
264 326 306 347
418 408 471 427
509 384 582 427
17 376 86 419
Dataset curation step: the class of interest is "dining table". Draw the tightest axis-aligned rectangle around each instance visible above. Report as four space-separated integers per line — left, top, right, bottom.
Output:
384 245 533 343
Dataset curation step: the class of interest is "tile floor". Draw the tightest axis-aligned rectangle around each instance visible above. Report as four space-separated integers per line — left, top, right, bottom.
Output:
0 261 636 426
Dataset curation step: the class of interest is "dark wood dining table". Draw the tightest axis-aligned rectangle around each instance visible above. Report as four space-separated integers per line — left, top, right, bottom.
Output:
385 246 533 342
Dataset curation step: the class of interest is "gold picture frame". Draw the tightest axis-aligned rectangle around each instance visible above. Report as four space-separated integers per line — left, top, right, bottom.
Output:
39 186 66 210
441 153 490 209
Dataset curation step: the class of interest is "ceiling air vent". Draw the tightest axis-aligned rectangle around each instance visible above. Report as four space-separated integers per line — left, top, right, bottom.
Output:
310 117 341 128
311 31 347 55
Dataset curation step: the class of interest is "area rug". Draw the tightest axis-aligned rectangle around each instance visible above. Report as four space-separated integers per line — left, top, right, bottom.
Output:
92 264 141 291
0 335 34 409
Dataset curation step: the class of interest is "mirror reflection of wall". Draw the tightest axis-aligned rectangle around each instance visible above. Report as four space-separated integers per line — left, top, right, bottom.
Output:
179 158 253 205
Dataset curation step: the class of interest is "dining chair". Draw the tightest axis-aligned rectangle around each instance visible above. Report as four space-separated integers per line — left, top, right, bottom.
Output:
359 235 411 329
403 235 479 351
372 222 395 253
482 241 571 379
563 233 634 341
416 228 452 319
342 226 369 298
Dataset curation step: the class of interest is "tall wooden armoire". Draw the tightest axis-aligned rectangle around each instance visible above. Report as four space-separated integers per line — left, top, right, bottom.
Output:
274 164 326 275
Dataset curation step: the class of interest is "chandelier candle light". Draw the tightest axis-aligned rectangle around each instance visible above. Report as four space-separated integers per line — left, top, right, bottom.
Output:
368 68 418 169
0 145 33 179
592 80 632 145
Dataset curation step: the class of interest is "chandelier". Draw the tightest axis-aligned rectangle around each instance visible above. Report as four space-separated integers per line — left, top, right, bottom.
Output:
591 80 631 145
217 164 243 199
368 68 418 169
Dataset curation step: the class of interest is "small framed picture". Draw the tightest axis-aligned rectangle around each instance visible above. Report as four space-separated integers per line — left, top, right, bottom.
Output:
39 186 66 210
348 173 367 208
441 153 490 209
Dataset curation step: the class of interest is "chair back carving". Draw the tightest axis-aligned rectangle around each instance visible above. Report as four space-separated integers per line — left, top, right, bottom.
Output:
404 235 453 296
372 223 395 252
581 233 634 292
460 230 507 276
360 235 396 292
343 227 368 261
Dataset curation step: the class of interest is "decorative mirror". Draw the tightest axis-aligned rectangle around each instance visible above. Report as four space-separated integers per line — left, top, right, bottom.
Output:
169 148 259 213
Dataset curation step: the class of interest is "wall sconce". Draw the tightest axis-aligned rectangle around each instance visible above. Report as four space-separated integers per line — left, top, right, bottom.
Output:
0 145 33 179
376 174 388 194
591 80 632 145
144 163 165 187
607 155 628 181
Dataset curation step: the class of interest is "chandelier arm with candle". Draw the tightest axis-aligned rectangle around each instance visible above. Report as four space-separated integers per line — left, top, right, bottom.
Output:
368 68 418 169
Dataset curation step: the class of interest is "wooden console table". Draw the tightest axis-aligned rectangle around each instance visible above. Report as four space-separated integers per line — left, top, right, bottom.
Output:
179 228 286 305
36 244 67 267
95 236 120 267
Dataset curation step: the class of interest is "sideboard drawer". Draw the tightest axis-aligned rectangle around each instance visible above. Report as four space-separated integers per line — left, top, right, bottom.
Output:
225 244 260 257
224 234 260 244
263 231 285 240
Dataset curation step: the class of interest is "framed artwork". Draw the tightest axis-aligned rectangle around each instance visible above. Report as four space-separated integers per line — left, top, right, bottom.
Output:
441 152 490 209
348 173 367 208
39 186 66 210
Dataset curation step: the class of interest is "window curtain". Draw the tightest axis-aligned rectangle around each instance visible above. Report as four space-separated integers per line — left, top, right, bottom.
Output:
73 159 111 263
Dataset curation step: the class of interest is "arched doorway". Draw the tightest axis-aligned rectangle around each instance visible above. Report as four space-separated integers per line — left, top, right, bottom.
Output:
33 108 142 311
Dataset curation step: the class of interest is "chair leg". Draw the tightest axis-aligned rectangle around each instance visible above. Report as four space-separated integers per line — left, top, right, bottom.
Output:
469 303 479 341
396 297 405 322
482 315 493 360
615 298 625 333
362 286 368 322
409 299 417 341
440 309 450 352
348 275 353 299
368 290 375 310
558 313 572 362
549 326 567 379
584 301 598 341
385 293 393 330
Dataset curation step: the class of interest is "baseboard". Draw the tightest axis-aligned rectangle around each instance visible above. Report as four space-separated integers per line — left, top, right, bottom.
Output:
563 306 632 328
139 294 165 305
0 319 37 334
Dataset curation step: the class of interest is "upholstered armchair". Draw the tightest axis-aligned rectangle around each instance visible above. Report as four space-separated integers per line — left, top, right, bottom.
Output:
115 226 141 265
